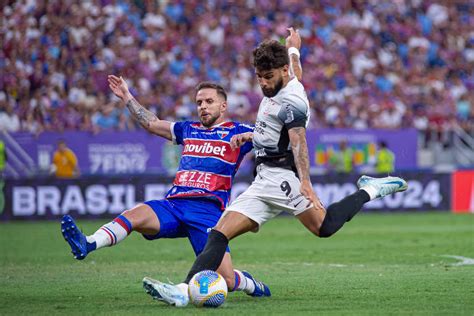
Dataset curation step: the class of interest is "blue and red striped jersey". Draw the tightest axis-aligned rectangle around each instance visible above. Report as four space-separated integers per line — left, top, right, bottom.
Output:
166 121 254 209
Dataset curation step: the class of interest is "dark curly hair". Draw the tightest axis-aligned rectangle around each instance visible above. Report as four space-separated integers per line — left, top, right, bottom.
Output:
252 40 289 71
195 81 227 101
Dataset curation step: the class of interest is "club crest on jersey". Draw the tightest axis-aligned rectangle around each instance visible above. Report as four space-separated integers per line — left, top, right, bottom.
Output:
217 130 229 139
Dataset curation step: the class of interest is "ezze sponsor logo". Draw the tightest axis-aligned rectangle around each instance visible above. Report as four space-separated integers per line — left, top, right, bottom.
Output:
174 170 231 191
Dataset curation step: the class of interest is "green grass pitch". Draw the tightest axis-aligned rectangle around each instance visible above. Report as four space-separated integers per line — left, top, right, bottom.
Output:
1 213 473 315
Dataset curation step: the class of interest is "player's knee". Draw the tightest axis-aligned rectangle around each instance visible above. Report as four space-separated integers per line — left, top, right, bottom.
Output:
308 227 318 237
305 223 325 238
317 222 335 238
317 205 339 238
304 221 333 238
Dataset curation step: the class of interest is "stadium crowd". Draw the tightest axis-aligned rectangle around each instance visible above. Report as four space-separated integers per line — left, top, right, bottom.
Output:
1 0 473 139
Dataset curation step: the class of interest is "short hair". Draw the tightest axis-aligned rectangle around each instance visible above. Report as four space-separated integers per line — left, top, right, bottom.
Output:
195 82 227 101
252 40 289 71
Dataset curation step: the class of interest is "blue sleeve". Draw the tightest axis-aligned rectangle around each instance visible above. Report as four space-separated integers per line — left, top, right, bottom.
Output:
173 121 188 145
240 141 253 156
236 122 254 155
236 122 254 134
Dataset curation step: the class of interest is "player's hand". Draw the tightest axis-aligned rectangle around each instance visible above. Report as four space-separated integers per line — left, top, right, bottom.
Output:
108 75 132 101
230 132 253 150
300 179 324 210
286 27 301 50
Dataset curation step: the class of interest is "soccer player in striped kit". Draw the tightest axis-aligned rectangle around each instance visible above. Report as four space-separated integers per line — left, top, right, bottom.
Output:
61 29 304 306
61 79 268 304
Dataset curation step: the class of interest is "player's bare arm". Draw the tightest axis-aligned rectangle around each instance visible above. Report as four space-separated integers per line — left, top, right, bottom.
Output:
288 126 323 209
108 75 173 140
288 127 310 182
230 132 253 150
286 27 302 81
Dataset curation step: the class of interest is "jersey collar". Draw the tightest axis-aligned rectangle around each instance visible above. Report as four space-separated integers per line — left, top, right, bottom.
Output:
195 121 235 129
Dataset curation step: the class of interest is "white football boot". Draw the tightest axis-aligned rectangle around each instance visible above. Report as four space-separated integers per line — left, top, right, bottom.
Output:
357 175 408 199
143 277 189 307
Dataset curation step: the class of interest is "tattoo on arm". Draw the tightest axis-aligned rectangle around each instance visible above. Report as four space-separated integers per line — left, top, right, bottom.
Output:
126 98 158 129
290 127 310 181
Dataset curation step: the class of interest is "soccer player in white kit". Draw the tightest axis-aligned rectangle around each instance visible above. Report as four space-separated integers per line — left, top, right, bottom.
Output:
145 28 408 305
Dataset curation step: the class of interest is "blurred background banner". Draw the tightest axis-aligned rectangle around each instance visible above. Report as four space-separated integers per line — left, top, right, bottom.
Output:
310 128 417 170
4 128 417 177
3 131 181 177
1 171 451 221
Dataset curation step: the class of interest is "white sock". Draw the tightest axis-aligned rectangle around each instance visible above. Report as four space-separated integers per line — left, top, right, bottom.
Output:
233 270 255 294
361 186 377 200
87 220 129 249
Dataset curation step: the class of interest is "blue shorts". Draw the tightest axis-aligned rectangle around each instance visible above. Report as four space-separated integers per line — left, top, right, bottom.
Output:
143 198 229 256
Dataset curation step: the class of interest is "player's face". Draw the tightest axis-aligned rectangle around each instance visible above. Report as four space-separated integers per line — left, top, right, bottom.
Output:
256 66 288 97
195 88 227 127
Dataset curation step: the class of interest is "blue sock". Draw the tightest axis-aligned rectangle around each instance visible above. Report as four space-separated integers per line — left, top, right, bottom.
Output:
86 241 97 252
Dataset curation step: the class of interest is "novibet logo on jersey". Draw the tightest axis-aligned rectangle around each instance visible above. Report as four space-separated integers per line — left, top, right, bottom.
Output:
183 142 228 157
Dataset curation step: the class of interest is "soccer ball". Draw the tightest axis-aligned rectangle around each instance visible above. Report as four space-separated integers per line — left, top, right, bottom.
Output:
188 270 228 308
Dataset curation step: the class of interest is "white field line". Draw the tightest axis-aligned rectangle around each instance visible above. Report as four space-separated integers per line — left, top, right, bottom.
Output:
440 255 474 266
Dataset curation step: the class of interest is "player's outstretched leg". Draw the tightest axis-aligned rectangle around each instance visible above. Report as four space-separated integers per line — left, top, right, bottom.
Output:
315 175 407 237
143 277 189 307
61 213 132 260
61 204 159 260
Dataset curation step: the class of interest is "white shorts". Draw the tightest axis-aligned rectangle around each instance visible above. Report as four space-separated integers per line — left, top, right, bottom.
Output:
225 164 312 228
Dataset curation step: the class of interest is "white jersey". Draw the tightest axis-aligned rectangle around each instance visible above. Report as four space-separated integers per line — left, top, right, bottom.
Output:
253 77 310 172
226 78 313 227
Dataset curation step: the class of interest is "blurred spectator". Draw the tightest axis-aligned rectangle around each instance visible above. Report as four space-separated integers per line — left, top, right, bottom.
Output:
0 1 472 137
92 102 120 132
0 104 20 132
52 139 79 179
376 141 395 174
328 140 353 174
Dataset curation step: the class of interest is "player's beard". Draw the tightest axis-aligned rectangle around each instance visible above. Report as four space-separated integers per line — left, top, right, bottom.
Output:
261 78 283 98
200 112 220 128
